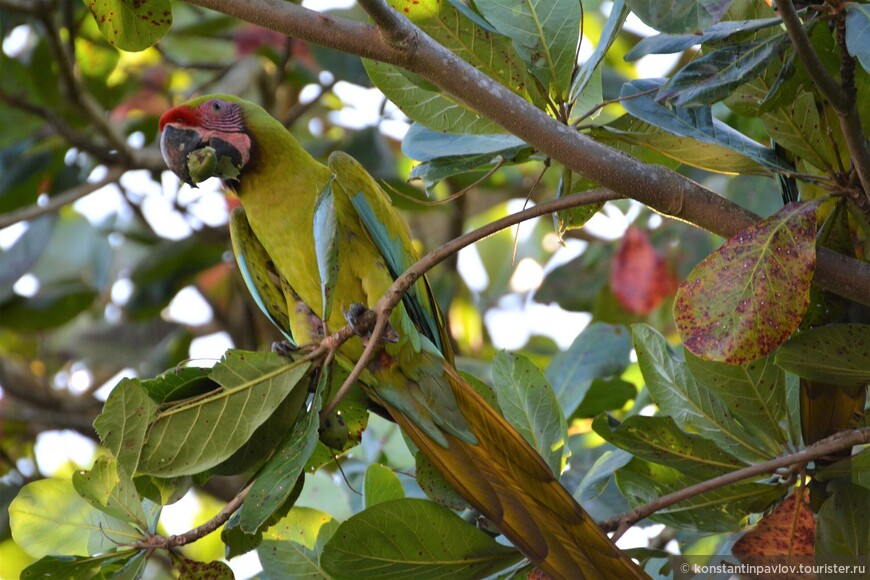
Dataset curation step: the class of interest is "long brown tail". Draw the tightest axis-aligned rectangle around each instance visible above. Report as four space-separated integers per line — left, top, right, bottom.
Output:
371 362 647 580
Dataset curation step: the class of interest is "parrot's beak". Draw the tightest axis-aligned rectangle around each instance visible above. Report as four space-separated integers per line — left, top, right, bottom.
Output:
160 124 204 186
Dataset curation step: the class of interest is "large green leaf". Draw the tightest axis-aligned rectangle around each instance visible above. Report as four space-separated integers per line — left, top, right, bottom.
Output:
775 324 870 388
624 0 734 34
625 16 784 60
616 79 790 174
84 0 172 52
321 499 522 578
238 377 322 533
364 60 503 134
685 351 789 453
816 483 870 561
20 551 144 580
475 0 580 98
364 464 405 508
545 322 632 416
658 33 789 106
9 480 140 559
386 0 534 99
632 324 770 462
674 200 820 364
492 351 566 474
259 507 340 579
570 0 627 112
761 88 842 172
615 458 784 532
72 456 147 529
94 379 159 474
592 414 746 477
136 351 310 477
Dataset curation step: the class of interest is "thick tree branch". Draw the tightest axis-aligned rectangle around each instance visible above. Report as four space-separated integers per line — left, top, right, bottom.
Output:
600 427 870 533
778 0 870 203
182 0 870 307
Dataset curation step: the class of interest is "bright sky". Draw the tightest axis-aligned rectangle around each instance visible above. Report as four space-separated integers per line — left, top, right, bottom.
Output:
0 1 677 575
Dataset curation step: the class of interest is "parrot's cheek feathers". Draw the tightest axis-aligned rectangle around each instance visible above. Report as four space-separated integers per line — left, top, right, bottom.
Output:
160 125 205 185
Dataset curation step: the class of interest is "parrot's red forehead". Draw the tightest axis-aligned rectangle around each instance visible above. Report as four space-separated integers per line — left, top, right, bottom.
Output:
158 106 201 132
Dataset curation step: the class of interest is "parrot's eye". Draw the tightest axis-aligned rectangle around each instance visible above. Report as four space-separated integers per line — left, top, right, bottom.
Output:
211 102 222 111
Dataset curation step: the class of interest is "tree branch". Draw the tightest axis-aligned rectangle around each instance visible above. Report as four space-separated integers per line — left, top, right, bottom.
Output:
600 427 870 533
777 0 870 204
182 0 870 307
0 167 125 228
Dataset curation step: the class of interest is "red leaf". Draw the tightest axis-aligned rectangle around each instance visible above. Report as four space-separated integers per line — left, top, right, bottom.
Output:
674 201 820 364
610 226 677 315
733 491 815 569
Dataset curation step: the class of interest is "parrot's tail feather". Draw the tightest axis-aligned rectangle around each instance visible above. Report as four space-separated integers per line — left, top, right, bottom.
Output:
372 361 646 580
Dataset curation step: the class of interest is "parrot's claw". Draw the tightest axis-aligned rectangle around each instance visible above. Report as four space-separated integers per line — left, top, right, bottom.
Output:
344 303 399 345
271 340 298 358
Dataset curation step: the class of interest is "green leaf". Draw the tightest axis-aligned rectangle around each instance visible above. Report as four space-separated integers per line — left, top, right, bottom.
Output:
553 168 605 236
761 88 842 172
364 464 404 508
137 351 310 477
674 200 821 364
846 4 870 74
475 0 581 98
9 479 141 559
624 0 734 34
615 459 784 532
632 324 770 462
492 351 566 474
816 483 870 562
775 323 870 388
321 499 522 578
20 551 144 580
402 124 527 161
386 0 535 101
546 323 632 417
592 414 746 477
658 33 789 106
617 79 791 174
573 377 636 417
575 449 633 503
570 0 627 110
685 351 789 453
238 367 324 533
94 378 159 474
0 281 97 332
83 0 172 52
364 60 503 134
139 367 216 404
625 16 785 60
175 557 233 579
259 507 340 579
72 456 148 529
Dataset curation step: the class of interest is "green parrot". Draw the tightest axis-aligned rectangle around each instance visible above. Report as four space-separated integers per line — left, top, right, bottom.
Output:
159 95 645 579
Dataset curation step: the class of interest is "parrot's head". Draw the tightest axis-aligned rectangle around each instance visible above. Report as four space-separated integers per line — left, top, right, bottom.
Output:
159 95 254 188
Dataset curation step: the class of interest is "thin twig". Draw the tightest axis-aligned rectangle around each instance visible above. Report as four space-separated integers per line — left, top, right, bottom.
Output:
321 188 624 418
135 482 253 550
600 427 870 533
0 167 126 228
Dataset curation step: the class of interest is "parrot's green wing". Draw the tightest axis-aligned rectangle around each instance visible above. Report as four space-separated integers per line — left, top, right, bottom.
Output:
229 207 295 345
327 151 451 359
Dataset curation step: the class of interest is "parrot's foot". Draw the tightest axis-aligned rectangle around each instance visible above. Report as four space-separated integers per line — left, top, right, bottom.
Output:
271 340 298 358
344 303 399 345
